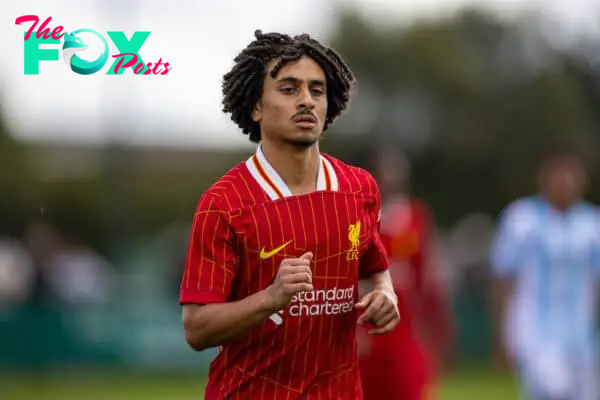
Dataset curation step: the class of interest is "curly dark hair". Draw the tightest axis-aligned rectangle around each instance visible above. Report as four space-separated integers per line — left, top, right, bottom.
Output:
538 143 583 171
221 30 356 143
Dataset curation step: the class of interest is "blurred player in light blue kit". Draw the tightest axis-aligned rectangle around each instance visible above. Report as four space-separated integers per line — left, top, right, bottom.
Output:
491 147 600 400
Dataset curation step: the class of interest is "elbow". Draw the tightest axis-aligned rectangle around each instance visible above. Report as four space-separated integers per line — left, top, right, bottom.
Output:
182 306 211 351
184 327 209 352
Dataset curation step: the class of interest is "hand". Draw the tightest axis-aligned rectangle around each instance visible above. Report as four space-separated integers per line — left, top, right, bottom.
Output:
265 252 313 311
356 288 400 335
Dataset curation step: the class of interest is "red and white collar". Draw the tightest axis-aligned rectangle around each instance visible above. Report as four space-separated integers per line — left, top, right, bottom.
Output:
245 145 339 200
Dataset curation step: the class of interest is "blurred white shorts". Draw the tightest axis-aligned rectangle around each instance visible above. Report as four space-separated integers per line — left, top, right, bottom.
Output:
516 345 597 400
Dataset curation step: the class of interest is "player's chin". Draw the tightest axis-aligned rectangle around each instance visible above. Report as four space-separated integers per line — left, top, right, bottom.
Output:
283 130 322 148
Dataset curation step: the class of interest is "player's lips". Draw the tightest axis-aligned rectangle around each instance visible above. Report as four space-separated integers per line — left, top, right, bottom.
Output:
293 115 317 129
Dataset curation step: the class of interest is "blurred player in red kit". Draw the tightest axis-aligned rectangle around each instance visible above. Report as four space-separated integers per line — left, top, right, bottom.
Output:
179 30 400 399
359 150 455 400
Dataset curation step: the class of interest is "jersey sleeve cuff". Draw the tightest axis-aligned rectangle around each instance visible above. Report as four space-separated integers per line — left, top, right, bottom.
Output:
359 263 389 279
179 290 226 305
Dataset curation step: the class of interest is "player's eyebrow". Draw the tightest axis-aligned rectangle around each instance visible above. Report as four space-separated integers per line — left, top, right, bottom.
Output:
277 76 325 86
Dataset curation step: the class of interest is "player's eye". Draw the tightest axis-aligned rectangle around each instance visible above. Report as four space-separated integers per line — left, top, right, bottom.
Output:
280 87 295 94
311 88 324 96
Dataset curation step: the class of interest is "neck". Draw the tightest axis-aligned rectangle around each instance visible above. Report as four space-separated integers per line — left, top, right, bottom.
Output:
382 190 408 204
388 193 409 204
260 139 320 195
542 194 576 212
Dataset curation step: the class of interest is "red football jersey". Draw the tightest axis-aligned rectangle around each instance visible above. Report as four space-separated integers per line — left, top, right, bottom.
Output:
380 198 453 353
380 198 430 302
359 197 450 400
180 146 389 400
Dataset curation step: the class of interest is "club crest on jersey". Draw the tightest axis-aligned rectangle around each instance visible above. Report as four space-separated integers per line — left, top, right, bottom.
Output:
347 221 361 261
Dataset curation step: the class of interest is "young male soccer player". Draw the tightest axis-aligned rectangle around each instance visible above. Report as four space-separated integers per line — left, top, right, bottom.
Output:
179 30 400 399
491 148 600 400
359 151 455 400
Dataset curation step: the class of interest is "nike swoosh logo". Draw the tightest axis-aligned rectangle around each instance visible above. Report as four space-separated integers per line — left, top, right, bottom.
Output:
260 240 292 260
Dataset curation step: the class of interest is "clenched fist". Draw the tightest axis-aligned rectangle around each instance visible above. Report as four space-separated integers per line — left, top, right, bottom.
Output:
265 252 313 311
356 288 400 335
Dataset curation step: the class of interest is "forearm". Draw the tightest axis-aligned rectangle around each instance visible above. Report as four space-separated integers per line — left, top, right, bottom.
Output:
367 269 394 293
183 290 275 351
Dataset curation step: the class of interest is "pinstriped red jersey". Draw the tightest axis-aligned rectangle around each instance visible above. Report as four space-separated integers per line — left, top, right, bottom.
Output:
180 146 389 400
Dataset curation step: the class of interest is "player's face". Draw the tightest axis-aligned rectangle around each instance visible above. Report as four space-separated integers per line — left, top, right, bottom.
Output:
378 166 406 196
376 156 409 196
542 160 585 208
253 56 327 148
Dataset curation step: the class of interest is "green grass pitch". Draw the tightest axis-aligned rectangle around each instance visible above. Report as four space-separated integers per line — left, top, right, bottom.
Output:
0 367 518 399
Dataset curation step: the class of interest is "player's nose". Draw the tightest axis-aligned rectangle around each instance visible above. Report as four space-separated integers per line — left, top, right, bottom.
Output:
297 87 316 110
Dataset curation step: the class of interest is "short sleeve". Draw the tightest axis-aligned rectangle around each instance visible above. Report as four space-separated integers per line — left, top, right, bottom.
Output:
179 193 239 305
359 177 390 278
490 202 531 278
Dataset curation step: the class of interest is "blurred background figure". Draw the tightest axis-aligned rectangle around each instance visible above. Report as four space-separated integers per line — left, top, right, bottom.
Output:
490 147 600 400
0 236 34 309
26 221 115 308
359 148 455 400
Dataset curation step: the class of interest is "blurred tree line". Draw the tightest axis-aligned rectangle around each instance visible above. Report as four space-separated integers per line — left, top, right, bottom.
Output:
2 7 600 257
327 7 600 226
0 100 33 239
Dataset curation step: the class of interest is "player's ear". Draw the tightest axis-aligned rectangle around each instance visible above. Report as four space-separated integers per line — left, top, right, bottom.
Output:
251 101 262 123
